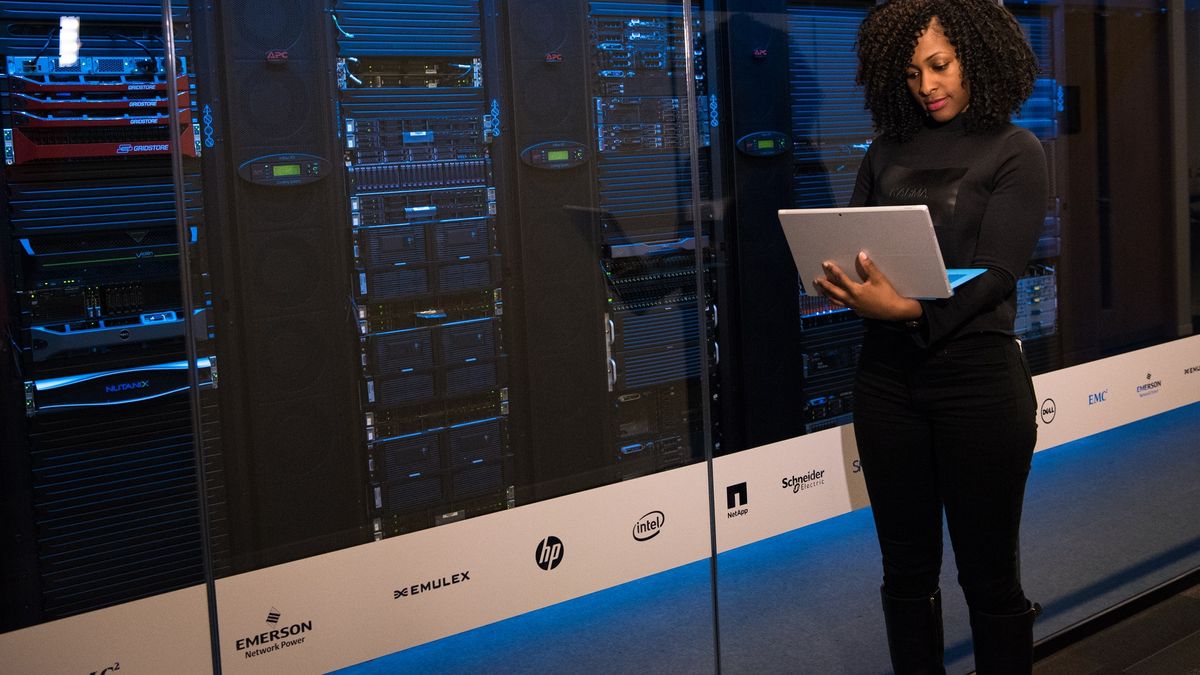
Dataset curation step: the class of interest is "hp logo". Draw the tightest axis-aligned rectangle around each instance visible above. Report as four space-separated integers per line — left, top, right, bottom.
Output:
535 536 564 571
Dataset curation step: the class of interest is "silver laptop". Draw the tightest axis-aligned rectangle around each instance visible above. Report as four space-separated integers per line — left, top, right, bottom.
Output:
777 205 986 300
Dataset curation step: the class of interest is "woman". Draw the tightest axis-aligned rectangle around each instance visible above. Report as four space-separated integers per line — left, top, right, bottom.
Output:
813 1 1047 673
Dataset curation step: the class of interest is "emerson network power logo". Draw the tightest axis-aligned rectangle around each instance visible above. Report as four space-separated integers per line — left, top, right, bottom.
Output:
234 608 312 660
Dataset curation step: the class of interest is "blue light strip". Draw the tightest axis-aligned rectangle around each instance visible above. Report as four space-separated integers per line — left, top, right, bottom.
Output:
449 416 500 430
33 357 211 392
34 387 191 411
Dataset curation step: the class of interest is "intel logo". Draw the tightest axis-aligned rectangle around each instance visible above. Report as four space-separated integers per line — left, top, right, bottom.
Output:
632 511 665 541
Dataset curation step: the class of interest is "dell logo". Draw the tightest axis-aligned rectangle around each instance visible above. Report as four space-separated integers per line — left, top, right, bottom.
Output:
535 536 564 571
633 511 665 542
1039 398 1056 424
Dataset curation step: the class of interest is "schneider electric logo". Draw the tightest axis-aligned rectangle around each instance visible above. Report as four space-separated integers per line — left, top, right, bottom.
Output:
1136 373 1162 398
726 482 748 519
235 609 312 659
781 469 826 494
394 571 470 599
535 536 564 571
633 511 665 541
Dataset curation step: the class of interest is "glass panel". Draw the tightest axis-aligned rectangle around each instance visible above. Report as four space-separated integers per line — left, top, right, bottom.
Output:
183 0 717 671
0 1 214 672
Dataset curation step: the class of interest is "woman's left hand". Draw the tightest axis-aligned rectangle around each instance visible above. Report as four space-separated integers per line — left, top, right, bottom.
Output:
812 251 923 322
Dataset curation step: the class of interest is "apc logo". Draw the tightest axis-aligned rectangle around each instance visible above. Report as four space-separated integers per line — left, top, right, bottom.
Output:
1088 389 1108 406
1039 398 1056 424
535 536 564 571
633 511 665 541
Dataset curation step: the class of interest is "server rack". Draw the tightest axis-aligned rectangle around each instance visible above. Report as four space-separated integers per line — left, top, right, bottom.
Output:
0 0 211 630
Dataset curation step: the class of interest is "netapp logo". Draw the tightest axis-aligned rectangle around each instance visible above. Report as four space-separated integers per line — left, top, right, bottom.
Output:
394 571 470 598
1039 398 1056 424
726 482 748 518
1088 389 1109 405
89 663 120 675
535 536 564 571
105 379 149 394
633 511 665 541
235 610 312 658
1136 373 1162 398
781 469 826 493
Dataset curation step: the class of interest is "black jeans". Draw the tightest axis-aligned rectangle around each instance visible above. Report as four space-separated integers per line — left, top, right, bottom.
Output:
854 330 1037 615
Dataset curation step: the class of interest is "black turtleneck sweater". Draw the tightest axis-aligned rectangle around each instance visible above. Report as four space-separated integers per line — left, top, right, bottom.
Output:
849 116 1048 348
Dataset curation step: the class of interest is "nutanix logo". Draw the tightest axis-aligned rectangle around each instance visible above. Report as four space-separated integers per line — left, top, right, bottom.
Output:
535 536 564 571
235 609 312 658
726 482 748 519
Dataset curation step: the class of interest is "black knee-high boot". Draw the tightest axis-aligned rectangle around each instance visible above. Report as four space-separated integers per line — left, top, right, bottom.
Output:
881 586 946 675
969 602 1038 674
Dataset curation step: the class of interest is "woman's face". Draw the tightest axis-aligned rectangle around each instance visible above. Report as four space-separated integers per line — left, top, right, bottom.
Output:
905 17 970 123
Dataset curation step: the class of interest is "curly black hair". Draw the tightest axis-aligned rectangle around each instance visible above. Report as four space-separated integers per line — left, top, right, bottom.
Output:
856 0 1038 141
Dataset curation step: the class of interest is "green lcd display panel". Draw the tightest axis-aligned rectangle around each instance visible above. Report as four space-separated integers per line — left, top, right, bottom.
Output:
756 139 776 150
272 163 302 177
546 150 570 161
